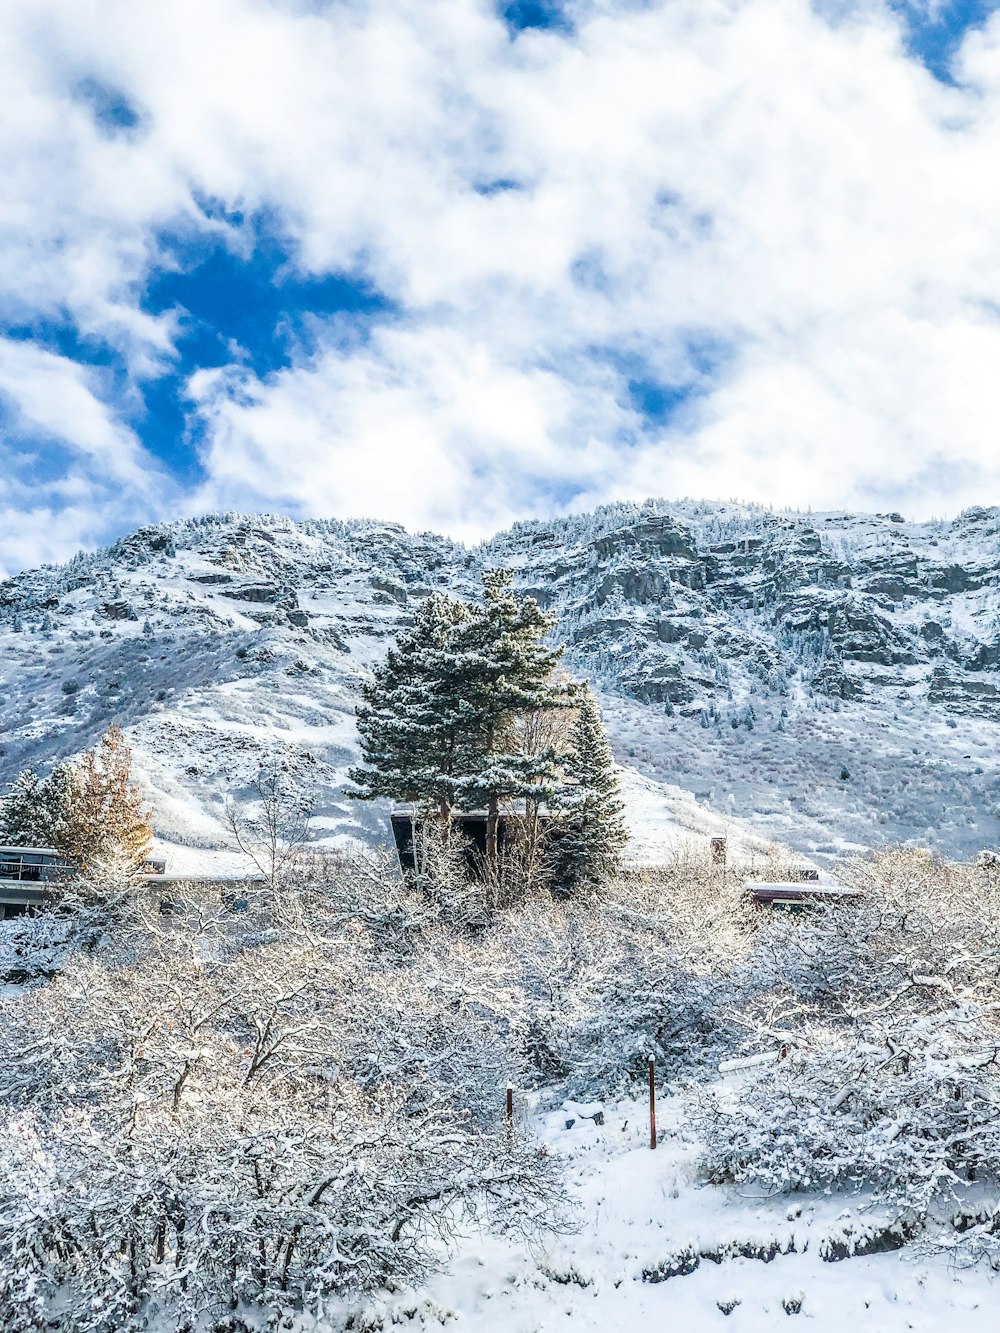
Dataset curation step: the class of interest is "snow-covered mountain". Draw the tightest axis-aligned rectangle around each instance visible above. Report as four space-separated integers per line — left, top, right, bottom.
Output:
2 500 1000 867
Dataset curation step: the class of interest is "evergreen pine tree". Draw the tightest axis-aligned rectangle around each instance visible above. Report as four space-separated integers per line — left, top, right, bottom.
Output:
0 765 74 848
551 685 628 897
349 593 471 819
449 570 572 877
350 571 574 880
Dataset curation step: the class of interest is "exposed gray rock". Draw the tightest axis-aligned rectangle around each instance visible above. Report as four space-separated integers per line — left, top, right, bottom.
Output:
592 515 696 561
5 500 1000 861
225 583 281 604
928 668 1000 718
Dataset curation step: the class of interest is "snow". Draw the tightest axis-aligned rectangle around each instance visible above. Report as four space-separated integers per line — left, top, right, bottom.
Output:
5 502 1000 867
148 839 261 880
7 503 1000 1330
616 765 783 864
718 1051 781 1073
343 1095 999 1332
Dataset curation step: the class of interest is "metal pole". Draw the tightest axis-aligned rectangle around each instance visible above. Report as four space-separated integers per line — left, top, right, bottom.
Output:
648 1056 657 1150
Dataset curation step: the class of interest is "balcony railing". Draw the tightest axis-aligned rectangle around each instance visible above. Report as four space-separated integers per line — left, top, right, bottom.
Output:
0 852 73 885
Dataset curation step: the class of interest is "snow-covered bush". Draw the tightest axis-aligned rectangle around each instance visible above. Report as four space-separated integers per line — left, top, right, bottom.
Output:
694 1013 1000 1208
563 856 753 1092
481 845 755 1098
0 910 75 982
689 848 1000 1260
0 860 565 1332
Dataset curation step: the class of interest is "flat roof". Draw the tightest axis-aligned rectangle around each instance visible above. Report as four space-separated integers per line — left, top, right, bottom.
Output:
747 880 860 899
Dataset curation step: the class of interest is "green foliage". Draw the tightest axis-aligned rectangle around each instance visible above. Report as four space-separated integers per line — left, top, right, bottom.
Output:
351 572 573 860
0 766 73 850
349 592 472 813
352 571 627 888
449 570 571 818
550 685 628 897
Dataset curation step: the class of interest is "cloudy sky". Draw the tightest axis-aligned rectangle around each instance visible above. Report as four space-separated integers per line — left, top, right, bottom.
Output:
1 0 999 575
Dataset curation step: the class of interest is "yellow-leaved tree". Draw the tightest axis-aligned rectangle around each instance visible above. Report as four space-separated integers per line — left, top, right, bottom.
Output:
59 725 153 883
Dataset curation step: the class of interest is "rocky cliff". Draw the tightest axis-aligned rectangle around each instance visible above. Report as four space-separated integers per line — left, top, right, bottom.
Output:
2 500 999 864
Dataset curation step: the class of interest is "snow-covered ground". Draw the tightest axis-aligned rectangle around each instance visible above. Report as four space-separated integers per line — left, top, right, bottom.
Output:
339 1095 998 1332
616 764 793 866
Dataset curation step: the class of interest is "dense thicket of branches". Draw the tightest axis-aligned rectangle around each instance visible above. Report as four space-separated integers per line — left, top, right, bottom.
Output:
0 857 566 1333
5 839 1000 1329
689 849 1000 1260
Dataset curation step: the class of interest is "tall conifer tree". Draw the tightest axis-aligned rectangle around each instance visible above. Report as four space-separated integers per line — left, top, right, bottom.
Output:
551 685 628 897
0 765 73 849
349 593 471 820
451 570 571 875
350 571 573 878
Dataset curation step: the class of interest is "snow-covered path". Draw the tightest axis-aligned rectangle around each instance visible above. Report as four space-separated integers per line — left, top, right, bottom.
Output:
341 1095 998 1332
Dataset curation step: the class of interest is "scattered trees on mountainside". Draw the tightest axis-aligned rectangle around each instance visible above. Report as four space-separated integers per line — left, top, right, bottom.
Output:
350 569 627 892
0 724 153 884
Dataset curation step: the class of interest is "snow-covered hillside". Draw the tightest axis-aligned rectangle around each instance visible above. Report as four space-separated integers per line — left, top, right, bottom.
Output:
347 1093 999 1333
2 500 1000 865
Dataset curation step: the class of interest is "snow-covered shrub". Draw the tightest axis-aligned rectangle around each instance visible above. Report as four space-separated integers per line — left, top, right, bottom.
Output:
0 911 75 982
483 845 755 1098
690 848 1000 1260
0 863 565 1332
694 1013 1000 1209
564 857 753 1092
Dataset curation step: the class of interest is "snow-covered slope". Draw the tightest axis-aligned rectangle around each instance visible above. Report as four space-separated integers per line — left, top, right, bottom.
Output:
2 501 1000 865
350 1093 999 1332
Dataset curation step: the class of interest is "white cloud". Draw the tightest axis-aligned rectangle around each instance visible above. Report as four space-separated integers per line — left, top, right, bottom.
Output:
0 339 175 575
188 322 631 542
3 0 1000 566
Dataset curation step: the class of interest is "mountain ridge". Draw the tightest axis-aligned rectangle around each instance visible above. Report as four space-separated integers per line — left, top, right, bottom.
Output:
2 499 1000 867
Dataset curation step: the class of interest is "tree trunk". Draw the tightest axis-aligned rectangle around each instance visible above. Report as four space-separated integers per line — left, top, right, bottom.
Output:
438 797 452 843
486 793 499 883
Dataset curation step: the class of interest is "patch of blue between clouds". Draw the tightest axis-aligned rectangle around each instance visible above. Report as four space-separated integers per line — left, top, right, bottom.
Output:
0 400 101 493
570 249 614 295
611 337 733 431
0 316 206 487
138 218 393 479
500 0 573 35
1 213 395 487
886 1 999 83
75 78 142 134
0 319 146 488
144 217 392 380
473 178 525 196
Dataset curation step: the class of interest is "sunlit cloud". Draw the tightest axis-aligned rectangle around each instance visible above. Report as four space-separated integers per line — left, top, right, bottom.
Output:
2 0 1000 572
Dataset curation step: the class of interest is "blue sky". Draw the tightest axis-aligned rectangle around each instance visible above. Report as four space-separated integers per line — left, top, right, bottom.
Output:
890 0 998 78
2 0 1000 575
